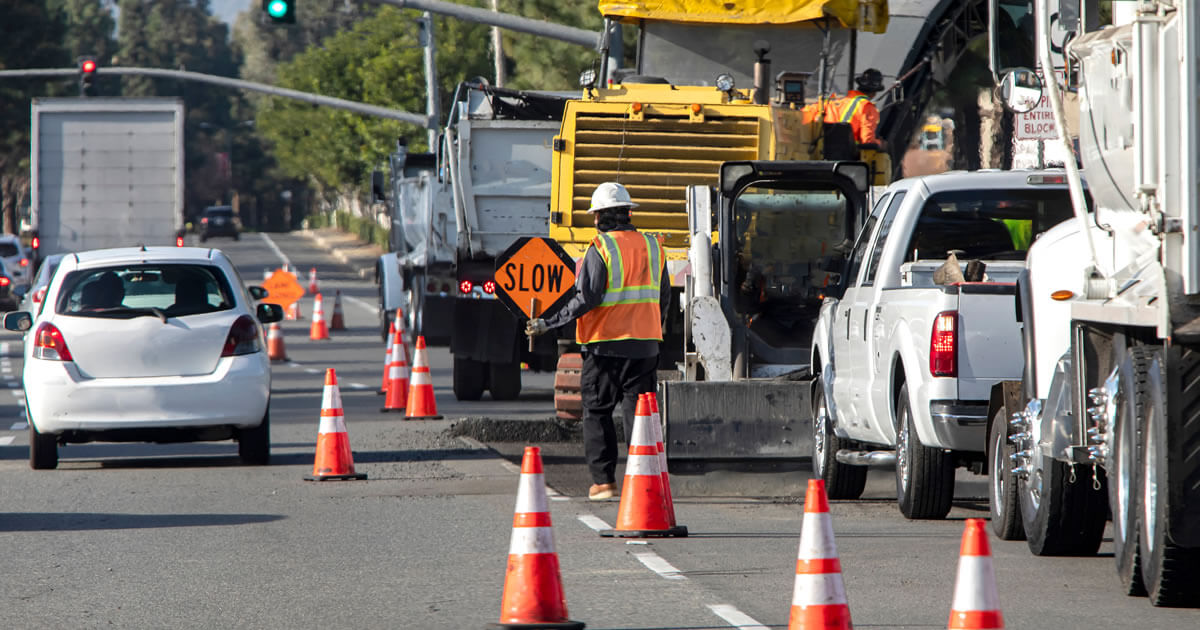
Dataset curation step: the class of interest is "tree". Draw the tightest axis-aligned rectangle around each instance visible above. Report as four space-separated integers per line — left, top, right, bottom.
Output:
495 0 608 91
49 0 117 67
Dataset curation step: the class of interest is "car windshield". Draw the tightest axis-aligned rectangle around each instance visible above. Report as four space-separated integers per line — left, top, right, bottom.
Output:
57 264 235 319
904 188 1079 261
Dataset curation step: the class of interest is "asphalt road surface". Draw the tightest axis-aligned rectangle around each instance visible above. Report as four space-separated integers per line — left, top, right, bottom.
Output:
1 232 1197 629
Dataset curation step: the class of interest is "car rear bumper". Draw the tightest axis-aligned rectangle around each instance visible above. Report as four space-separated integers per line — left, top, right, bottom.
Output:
927 399 988 451
25 353 270 436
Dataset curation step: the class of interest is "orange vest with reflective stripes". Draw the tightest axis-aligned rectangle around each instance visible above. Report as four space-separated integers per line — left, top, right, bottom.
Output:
575 230 664 345
826 91 875 143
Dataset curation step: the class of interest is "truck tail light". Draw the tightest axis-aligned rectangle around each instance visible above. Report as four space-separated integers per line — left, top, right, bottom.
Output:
458 279 473 294
482 280 495 294
930 311 957 377
221 315 261 357
33 323 73 361
19 258 29 267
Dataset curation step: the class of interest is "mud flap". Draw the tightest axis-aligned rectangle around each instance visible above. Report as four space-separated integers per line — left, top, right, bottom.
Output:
660 379 813 463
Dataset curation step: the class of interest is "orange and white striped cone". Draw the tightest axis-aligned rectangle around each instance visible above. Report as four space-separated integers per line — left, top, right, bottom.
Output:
308 266 319 294
266 321 289 362
646 392 678 527
303 369 367 481
330 290 346 331
948 519 1004 629
379 319 396 396
488 446 584 630
404 335 442 420
262 267 272 282
789 478 852 630
310 293 330 340
381 327 410 413
286 299 301 321
600 394 687 538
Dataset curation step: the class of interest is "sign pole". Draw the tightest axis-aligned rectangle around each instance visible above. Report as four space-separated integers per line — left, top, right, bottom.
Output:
528 297 540 352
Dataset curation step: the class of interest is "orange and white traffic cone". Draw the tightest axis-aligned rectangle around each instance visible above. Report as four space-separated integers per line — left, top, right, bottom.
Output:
948 519 1004 629
330 290 346 331
491 446 584 630
303 369 367 481
310 293 330 340
788 478 852 630
646 392 678 527
262 267 272 282
308 266 319 294
379 319 396 396
601 394 687 538
266 321 289 362
404 336 442 420
381 326 410 413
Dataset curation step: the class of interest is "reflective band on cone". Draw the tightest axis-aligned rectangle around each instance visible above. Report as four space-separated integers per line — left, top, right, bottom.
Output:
381 326 410 413
308 266 319 294
266 321 288 362
303 369 366 481
646 393 677 527
488 446 584 630
600 394 687 538
310 293 329 340
789 479 851 630
286 299 302 321
404 336 442 420
330 290 346 331
948 519 1004 629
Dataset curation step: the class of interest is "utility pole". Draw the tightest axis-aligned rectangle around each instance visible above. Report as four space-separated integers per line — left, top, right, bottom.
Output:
490 0 506 86
420 12 439 150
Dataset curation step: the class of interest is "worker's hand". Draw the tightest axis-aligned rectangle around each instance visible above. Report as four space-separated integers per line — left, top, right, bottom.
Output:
525 318 549 337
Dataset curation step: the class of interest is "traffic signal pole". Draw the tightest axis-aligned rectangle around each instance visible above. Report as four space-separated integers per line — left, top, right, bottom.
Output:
420 12 438 150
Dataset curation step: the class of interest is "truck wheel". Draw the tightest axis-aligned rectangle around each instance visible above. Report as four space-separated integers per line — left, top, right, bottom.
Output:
812 379 866 499
895 383 954 519
488 361 522 401
237 409 271 466
1111 349 1149 596
988 404 1025 540
29 411 58 470
1139 346 1200 606
1018 438 1107 556
453 356 486 401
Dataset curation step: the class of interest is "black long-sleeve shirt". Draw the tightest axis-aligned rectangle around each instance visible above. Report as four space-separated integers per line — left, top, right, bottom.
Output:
542 224 671 359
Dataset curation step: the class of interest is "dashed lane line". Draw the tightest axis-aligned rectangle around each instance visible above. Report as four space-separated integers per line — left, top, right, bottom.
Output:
631 550 687 581
259 232 292 270
344 294 379 316
706 605 769 630
0 436 13 446
577 515 611 532
10 390 23 398
11 422 26 430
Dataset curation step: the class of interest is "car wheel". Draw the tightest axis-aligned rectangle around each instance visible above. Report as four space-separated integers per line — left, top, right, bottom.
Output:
29 414 58 470
453 356 486 401
988 403 1025 540
488 361 522 401
895 383 954 519
812 378 867 499
237 409 271 465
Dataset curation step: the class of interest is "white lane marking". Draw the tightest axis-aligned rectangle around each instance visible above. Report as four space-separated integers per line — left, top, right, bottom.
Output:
304 368 320 375
500 460 521 474
0 436 13 445
577 515 611 532
11 390 23 398
11 422 27 430
287 362 302 369
348 383 368 390
259 232 292 269
344 294 379 316
631 550 687 581
707 604 769 630
0 342 8 356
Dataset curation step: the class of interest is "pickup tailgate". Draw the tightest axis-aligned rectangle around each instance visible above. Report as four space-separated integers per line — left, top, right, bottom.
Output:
955 283 1022 398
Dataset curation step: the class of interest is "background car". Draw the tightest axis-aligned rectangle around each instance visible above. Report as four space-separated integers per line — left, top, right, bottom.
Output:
0 234 33 288
0 259 17 311
19 253 65 315
198 205 240 242
5 247 283 469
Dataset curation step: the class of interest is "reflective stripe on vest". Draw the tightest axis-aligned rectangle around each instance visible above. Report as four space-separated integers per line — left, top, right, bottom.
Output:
576 230 664 345
839 96 868 123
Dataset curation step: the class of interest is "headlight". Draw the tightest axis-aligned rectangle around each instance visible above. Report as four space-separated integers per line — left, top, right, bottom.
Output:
579 69 598 89
715 73 735 92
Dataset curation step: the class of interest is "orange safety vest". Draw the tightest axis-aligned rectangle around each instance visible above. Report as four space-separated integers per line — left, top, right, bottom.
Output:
575 230 664 345
825 91 877 144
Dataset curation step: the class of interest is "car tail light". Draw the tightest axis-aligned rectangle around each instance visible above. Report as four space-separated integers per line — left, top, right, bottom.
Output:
176 236 185 247
33 323 72 361
201 217 209 224
33 287 47 304
930 311 957 377
482 280 496 294
0 277 9 287
19 258 28 267
31 235 39 251
458 279 473 294
221 315 261 357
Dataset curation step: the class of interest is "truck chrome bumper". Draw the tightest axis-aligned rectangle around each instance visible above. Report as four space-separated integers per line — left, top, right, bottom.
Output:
928 400 988 451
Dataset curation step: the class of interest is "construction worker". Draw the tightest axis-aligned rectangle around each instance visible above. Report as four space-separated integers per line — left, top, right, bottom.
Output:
525 182 669 501
827 68 886 148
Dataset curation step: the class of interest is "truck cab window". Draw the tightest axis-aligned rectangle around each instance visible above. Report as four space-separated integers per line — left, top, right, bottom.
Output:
905 189 1078 262
861 191 907 287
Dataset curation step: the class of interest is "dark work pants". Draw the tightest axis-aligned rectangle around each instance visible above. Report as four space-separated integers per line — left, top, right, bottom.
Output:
581 352 658 485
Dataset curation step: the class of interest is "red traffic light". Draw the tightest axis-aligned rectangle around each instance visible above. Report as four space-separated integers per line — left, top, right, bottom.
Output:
81 59 96 73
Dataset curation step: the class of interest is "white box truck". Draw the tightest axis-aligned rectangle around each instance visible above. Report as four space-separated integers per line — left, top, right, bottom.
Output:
30 97 185 262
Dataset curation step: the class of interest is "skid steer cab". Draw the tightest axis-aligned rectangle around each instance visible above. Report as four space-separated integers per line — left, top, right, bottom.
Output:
661 160 869 486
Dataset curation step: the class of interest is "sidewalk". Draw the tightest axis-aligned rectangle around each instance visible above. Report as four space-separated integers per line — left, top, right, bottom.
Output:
299 227 383 279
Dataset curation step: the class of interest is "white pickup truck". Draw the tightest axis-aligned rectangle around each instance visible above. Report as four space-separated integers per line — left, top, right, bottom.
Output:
810 170 1076 519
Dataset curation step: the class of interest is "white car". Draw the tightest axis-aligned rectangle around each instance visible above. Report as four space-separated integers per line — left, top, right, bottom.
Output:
0 234 33 288
5 247 282 469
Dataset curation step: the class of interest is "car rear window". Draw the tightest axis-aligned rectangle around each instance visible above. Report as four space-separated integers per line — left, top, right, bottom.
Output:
57 264 235 318
0 243 20 257
904 188 1081 262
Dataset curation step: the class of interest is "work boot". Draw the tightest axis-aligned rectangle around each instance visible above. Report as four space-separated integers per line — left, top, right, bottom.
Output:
588 483 617 501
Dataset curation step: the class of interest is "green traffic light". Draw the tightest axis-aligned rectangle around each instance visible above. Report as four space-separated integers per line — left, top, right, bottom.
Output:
266 0 288 18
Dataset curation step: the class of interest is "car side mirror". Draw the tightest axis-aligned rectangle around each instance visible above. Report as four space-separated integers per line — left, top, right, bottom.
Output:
248 286 268 300
256 303 283 324
4 312 32 332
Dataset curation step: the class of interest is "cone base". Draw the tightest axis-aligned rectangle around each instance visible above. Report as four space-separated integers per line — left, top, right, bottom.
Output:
404 414 443 420
599 525 688 538
485 621 585 630
303 473 368 481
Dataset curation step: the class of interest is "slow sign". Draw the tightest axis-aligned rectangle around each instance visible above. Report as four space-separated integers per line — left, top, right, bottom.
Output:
494 237 577 320
260 269 305 308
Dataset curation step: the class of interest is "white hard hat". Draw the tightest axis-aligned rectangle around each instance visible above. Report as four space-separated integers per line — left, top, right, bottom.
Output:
588 182 638 212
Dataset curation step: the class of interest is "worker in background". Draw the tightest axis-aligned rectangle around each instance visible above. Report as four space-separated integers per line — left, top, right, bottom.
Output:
525 182 670 501
827 68 886 149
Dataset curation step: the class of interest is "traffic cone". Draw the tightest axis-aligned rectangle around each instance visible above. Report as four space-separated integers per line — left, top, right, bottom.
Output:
600 394 687 538
266 321 289 362
490 446 584 630
286 299 302 321
379 319 396 396
310 293 330 340
381 326 410 413
646 392 677 527
788 479 852 630
262 267 271 282
308 266 319 294
948 519 1004 629
330 290 346 331
303 369 367 481
404 336 442 420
